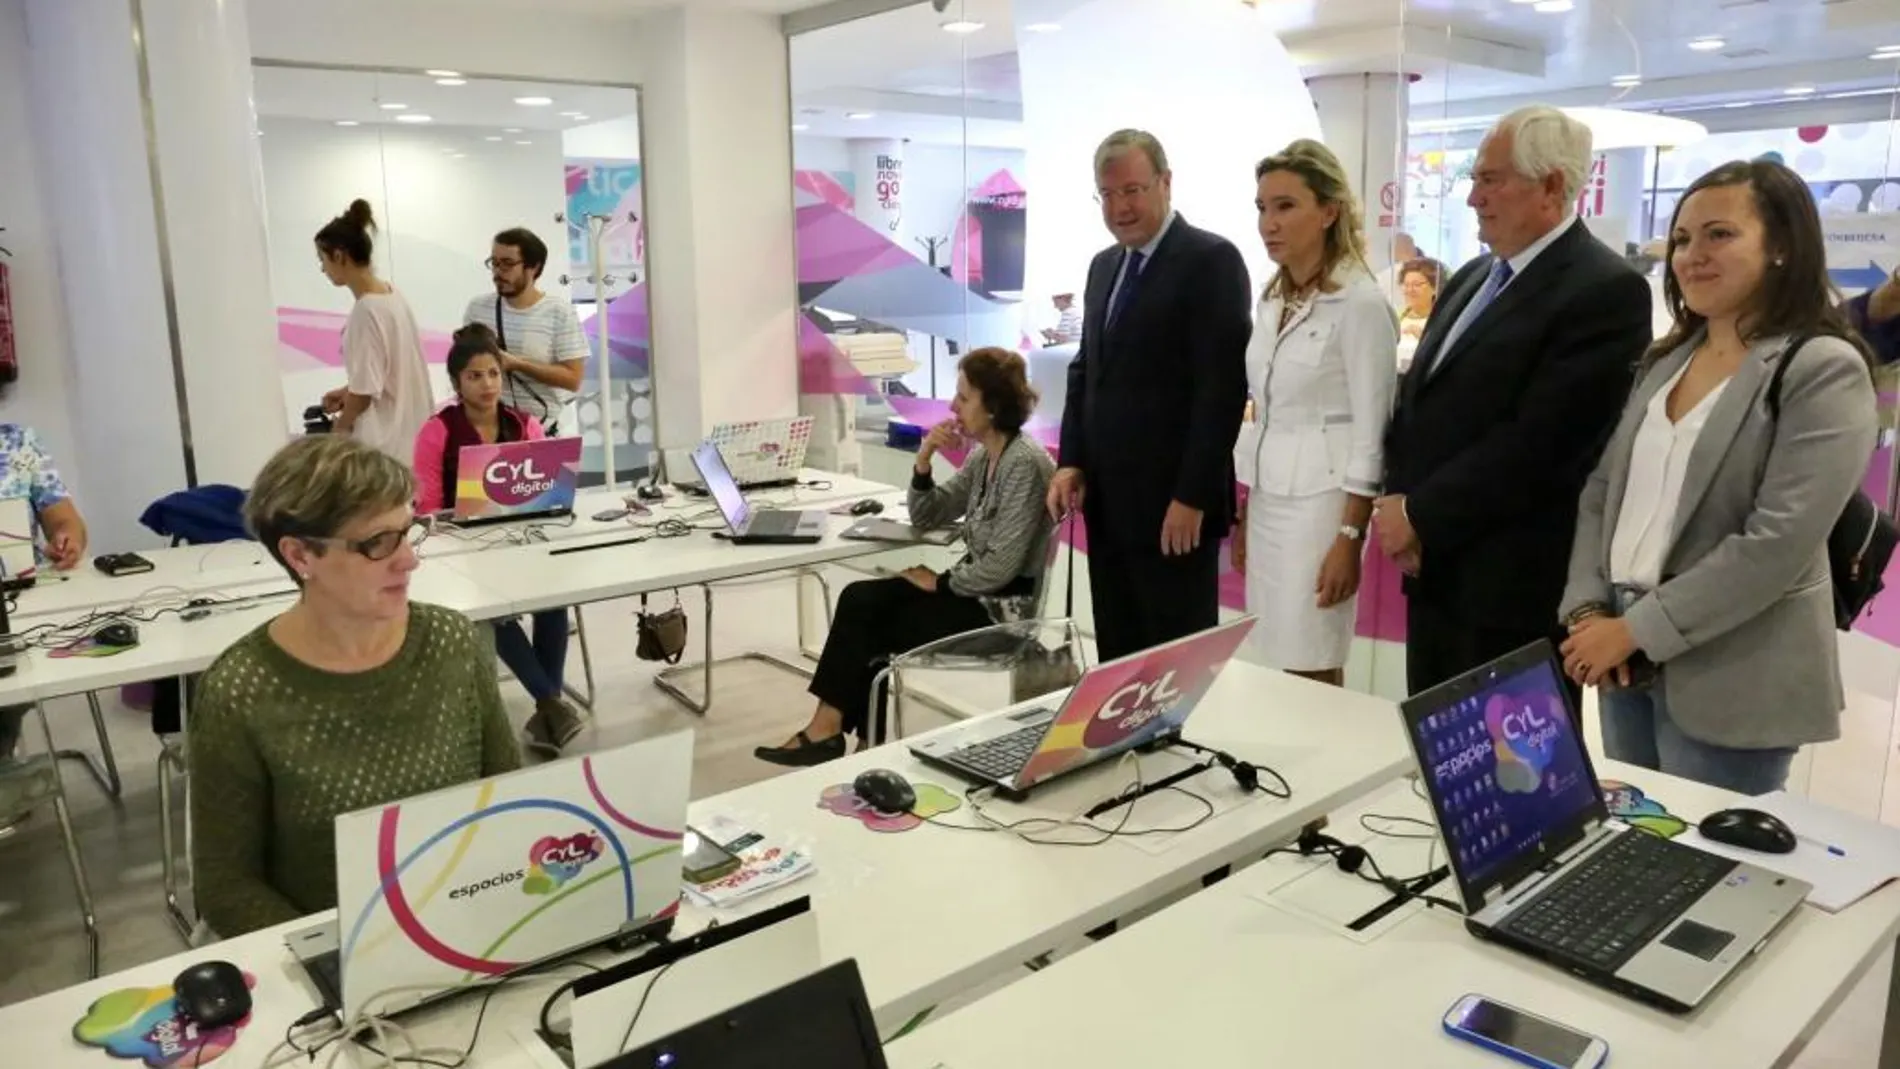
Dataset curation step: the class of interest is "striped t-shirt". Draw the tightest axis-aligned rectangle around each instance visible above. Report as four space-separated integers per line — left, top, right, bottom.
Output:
462 291 590 424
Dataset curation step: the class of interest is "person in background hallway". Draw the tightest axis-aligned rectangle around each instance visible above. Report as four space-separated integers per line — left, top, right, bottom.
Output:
1844 262 1899 366
1231 140 1395 685
1560 159 1876 795
317 200 434 461
0 415 88 836
1042 292 1083 345
1376 232 1421 307
1375 105 1651 700
1396 257 1449 374
757 348 1055 766
1048 129 1251 661
413 324 584 755
463 228 589 435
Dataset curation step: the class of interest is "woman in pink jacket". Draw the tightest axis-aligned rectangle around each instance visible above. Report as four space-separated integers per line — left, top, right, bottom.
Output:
414 323 583 754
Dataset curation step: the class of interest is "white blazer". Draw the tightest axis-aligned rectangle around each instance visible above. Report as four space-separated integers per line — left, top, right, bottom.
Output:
1234 267 1397 499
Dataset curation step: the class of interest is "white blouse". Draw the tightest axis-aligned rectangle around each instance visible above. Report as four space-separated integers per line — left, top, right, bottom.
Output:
1609 361 1731 589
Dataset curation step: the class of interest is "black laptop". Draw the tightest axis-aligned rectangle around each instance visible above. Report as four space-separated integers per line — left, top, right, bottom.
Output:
604 959 887 1069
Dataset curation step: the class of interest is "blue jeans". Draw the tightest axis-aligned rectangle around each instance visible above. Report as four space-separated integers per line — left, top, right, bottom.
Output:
495 611 570 702
1598 685 1795 796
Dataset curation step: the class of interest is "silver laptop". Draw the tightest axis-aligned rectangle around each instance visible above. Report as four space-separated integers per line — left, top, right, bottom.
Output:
690 440 826 545
1401 641 1808 1013
674 416 814 490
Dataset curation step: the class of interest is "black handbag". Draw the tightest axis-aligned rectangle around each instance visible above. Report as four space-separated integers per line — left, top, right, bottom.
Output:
1766 333 1898 630
1010 519 1084 702
635 591 689 664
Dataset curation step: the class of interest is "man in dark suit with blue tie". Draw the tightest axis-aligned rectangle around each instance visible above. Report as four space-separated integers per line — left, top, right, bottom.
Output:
1375 105 1652 696
1048 129 1252 661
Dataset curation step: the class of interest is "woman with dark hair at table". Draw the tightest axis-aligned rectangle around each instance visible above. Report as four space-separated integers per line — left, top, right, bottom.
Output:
756 347 1056 767
190 435 518 935
414 323 582 754
1560 159 1876 794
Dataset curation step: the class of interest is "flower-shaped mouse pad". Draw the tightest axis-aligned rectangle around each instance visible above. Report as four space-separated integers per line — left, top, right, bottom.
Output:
72 972 258 1066
818 782 961 832
1602 779 1688 839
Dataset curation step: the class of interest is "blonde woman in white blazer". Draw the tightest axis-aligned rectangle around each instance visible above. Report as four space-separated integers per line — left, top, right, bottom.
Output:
1232 141 1397 683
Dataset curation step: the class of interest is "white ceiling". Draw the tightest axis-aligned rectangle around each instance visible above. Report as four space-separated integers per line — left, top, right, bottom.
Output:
789 0 1900 148
372 0 843 12
251 67 640 132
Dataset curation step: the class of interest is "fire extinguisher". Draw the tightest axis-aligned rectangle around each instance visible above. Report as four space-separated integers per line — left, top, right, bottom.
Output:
0 228 15 387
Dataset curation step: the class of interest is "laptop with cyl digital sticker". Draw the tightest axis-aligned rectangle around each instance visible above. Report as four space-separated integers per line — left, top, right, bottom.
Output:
450 436 583 525
1400 640 1807 1013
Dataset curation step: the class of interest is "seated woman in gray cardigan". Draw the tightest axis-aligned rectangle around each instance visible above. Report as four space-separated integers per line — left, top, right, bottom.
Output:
757 347 1056 766
1558 158 1877 795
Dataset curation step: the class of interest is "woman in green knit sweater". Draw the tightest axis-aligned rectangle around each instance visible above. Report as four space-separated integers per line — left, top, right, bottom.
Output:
190 435 521 937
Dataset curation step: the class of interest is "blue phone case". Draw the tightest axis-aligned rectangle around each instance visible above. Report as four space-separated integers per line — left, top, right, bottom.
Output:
1442 997 1607 1069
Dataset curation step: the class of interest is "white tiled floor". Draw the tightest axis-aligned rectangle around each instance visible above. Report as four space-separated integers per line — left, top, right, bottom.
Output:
0 570 1891 1066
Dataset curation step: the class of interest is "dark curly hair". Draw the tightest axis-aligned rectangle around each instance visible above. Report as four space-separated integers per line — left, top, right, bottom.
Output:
958 347 1039 434
314 198 377 266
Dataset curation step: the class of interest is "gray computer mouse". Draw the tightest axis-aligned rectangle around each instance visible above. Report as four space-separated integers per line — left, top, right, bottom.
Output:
852 768 917 815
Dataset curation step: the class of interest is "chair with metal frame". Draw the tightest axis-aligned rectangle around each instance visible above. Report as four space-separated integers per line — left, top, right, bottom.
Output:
0 707 101 977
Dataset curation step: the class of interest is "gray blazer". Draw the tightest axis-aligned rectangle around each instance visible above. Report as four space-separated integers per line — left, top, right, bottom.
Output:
1561 331 1876 749
908 434 1056 599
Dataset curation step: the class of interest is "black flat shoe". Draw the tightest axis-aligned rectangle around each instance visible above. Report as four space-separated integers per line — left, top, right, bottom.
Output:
754 731 848 767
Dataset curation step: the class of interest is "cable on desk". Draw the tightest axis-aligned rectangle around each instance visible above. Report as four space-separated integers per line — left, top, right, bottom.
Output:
615 958 680 1055
917 754 1218 847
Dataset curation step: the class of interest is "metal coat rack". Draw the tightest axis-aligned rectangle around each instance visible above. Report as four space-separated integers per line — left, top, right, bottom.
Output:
556 210 641 490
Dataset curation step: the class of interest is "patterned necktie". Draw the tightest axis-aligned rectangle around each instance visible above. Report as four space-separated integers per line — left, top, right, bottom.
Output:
1106 250 1147 329
1428 257 1516 378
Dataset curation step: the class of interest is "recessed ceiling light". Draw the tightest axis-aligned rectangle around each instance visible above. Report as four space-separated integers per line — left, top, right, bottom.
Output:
425 69 460 78
335 120 360 127
379 102 408 110
451 153 467 159
940 19 984 34
504 127 523 134
435 78 466 86
1533 0 1573 12
1723 101 1752 108
484 136 503 142
571 115 590 122
516 140 533 145
1688 36 1726 52
1611 74 1642 87
845 111 874 120
1875 46 1900 58
1023 21 1061 33
394 114 433 123
560 111 584 117
1784 85 1816 96
515 96 554 106
791 123 810 132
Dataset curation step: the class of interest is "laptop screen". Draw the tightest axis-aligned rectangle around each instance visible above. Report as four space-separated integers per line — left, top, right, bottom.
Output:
607 960 887 1069
1409 650 1600 894
691 441 751 531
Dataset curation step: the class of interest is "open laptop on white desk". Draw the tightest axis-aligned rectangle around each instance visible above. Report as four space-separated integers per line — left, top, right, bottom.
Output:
690 440 826 545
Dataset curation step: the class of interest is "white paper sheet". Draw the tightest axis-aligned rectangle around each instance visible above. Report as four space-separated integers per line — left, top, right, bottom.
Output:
1682 791 1900 912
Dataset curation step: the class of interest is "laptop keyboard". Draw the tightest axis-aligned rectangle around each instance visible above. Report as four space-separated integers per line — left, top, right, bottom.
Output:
1498 831 1737 970
945 724 1047 781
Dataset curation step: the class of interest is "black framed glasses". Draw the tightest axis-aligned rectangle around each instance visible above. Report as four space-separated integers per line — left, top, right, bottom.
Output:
302 516 431 561
484 256 523 272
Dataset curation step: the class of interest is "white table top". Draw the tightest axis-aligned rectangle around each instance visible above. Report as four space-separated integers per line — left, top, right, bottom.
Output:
886 764 1900 1069
0 660 1413 1066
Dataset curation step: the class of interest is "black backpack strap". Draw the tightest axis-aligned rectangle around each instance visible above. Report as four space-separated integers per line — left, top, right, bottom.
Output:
1765 333 1816 422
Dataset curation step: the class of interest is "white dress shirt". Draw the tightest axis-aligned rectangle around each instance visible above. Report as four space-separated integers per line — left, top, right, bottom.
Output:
1609 360 1731 589
1104 210 1178 314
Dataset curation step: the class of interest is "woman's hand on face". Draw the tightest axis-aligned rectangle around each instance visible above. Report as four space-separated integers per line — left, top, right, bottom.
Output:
920 420 961 461
1560 616 1637 687
1314 537 1362 609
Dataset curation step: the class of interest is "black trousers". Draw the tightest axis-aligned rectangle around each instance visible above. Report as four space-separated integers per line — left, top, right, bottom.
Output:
808 577 994 737
1085 523 1221 663
1405 596 1582 712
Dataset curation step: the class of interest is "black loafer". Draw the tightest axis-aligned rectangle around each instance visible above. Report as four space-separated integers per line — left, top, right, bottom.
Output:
754 731 848 767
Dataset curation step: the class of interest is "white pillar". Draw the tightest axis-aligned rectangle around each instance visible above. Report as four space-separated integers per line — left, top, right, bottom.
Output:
1307 73 1410 272
1578 147 1647 252
848 138 907 248
24 0 285 552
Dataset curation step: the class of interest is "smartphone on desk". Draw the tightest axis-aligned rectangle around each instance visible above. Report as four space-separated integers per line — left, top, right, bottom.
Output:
1443 995 1607 1069
681 826 743 885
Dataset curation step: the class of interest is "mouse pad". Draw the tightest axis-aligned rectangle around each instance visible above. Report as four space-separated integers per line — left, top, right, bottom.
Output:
817 783 961 832
1602 779 1688 839
49 639 135 659
72 972 257 1066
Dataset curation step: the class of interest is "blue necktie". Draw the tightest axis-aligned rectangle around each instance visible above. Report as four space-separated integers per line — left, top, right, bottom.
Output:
1106 250 1146 329
1428 258 1515 378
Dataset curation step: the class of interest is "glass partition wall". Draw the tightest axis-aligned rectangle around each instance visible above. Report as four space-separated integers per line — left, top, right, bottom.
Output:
251 63 653 486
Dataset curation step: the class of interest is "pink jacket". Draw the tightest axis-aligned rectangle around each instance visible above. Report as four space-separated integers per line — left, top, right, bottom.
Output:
413 404 546 512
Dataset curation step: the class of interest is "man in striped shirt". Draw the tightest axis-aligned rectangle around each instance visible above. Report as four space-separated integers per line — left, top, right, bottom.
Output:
462 227 588 434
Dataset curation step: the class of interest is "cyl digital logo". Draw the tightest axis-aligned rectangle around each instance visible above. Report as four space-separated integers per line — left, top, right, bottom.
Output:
523 831 606 895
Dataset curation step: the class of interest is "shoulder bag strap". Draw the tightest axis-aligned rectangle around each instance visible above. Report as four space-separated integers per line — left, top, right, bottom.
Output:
1766 332 1815 423
1063 513 1075 619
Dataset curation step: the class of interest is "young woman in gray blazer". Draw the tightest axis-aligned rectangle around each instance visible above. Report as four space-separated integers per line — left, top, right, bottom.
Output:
1559 159 1877 795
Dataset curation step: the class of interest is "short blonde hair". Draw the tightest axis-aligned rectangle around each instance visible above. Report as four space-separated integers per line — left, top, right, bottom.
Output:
1255 139 1371 299
246 435 416 576
1094 129 1169 179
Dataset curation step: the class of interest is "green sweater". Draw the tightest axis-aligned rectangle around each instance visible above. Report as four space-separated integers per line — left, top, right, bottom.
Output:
189 603 521 936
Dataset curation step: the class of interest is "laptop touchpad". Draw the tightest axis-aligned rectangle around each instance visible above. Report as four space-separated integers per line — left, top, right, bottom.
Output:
1661 919 1735 961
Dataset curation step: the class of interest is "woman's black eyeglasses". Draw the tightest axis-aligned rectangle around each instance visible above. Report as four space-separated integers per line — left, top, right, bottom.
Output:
301 516 432 561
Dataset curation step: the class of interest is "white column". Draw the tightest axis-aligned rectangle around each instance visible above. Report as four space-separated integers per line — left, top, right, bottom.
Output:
1307 73 1410 272
847 138 908 247
23 0 285 552
1578 147 1648 252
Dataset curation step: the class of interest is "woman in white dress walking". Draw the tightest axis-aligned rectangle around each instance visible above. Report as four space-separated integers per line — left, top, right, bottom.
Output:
1231 140 1397 684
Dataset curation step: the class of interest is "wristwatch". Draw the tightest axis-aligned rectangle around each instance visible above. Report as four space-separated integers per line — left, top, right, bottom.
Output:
1339 523 1366 541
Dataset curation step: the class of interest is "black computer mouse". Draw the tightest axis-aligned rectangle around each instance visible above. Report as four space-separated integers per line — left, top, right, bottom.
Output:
94 622 139 648
1698 807 1797 854
853 768 917 815
172 960 252 1030
850 499 885 517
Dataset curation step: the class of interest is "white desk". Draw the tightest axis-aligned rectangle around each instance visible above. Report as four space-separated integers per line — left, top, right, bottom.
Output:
0 661 1412 1066
887 765 1900 1069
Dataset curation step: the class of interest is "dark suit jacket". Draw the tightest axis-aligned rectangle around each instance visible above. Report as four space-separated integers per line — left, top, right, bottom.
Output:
1058 215 1251 547
1384 219 1652 633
